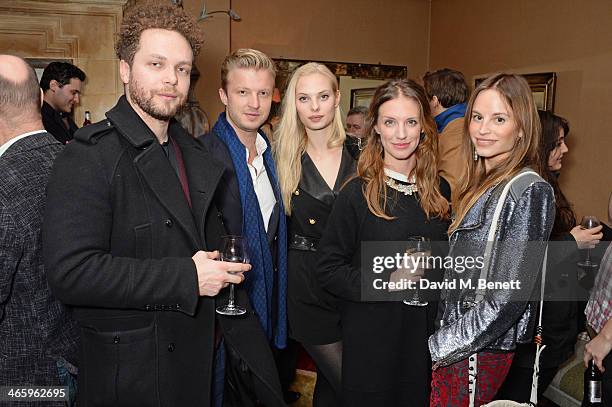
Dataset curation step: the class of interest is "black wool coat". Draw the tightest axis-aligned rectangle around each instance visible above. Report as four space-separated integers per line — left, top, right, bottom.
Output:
44 96 284 407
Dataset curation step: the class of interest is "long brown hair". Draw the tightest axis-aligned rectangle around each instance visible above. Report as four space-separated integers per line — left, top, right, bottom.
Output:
538 110 575 237
450 73 542 232
357 78 450 220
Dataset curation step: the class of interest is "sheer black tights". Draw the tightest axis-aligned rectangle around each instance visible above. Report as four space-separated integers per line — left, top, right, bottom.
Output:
303 341 342 407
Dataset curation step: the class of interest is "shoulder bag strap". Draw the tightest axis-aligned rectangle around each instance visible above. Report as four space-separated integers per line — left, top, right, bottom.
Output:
468 170 541 407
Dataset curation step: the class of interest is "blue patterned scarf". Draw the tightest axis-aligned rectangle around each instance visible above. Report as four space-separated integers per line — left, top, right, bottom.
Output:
213 112 287 349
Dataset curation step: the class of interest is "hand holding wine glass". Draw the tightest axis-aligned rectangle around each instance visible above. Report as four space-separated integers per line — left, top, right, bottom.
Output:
570 223 603 250
577 216 601 268
192 247 250 298
216 235 250 316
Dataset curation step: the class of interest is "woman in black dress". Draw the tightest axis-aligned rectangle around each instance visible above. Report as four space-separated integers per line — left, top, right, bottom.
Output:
274 62 355 406
315 79 451 406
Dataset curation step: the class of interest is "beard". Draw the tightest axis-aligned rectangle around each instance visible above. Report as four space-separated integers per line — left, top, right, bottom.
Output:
128 78 187 121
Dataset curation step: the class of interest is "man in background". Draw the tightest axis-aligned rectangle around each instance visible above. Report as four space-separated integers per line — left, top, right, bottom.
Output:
344 105 368 159
423 68 469 198
0 54 79 405
40 61 86 144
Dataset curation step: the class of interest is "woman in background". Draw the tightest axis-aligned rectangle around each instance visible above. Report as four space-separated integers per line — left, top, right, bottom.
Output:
495 110 603 402
274 62 355 406
428 74 555 406
316 78 450 406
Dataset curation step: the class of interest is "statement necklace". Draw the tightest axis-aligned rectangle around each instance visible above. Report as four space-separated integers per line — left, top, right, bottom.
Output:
384 168 418 196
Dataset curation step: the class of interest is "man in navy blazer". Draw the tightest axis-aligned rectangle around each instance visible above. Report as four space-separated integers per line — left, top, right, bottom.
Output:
0 54 79 402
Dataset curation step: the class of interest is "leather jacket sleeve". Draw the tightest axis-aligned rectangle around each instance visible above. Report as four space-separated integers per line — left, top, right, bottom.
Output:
429 181 555 366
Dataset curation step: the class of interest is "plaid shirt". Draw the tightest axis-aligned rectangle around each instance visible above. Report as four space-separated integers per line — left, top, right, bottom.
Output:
586 242 612 333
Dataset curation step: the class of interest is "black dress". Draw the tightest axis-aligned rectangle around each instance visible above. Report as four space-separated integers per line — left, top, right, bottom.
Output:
316 175 451 407
287 147 356 345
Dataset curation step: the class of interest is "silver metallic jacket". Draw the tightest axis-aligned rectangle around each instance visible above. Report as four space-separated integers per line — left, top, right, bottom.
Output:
429 170 555 367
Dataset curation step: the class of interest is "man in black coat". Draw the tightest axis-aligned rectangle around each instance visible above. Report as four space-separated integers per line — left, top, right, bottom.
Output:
40 61 86 144
43 4 284 407
0 55 79 405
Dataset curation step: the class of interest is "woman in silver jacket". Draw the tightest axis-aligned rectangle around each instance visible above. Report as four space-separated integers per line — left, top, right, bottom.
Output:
428 73 555 406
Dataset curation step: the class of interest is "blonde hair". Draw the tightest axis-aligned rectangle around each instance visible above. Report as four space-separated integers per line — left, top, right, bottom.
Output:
357 79 449 220
273 62 346 215
221 48 276 90
450 73 542 232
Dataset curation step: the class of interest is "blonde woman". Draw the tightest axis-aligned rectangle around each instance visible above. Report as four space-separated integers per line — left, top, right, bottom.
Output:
274 62 356 406
428 74 555 406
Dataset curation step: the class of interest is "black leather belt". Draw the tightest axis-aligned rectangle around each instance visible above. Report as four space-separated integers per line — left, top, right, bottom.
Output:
289 234 318 252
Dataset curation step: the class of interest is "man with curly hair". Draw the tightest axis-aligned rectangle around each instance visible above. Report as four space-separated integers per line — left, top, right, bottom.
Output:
44 3 284 406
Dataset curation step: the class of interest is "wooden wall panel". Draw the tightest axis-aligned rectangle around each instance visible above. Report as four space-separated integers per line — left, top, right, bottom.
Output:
0 0 127 123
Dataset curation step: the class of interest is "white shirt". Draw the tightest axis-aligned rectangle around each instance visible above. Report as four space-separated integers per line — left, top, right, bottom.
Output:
246 132 276 232
0 130 46 159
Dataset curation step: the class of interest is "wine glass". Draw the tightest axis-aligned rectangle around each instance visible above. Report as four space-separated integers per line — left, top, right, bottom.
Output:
577 216 601 269
216 235 248 316
402 236 431 307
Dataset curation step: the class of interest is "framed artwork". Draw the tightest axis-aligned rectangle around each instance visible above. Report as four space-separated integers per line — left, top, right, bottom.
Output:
475 72 557 112
523 72 556 112
350 87 377 109
25 58 73 82
272 58 407 96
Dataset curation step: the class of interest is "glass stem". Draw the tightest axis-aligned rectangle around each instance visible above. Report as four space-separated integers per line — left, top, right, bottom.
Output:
228 283 236 307
585 248 592 264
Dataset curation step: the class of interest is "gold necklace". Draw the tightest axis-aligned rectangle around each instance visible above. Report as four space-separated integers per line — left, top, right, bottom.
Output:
385 175 418 195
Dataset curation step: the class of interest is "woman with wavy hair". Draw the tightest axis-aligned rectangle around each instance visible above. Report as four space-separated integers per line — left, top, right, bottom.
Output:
274 62 356 406
316 78 450 406
428 74 556 406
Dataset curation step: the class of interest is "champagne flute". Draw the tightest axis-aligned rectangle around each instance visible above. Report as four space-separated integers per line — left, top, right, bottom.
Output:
402 236 431 307
216 235 248 316
577 216 601 269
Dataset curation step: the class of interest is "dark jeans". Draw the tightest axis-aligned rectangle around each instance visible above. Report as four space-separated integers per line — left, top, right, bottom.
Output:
274 339 299 393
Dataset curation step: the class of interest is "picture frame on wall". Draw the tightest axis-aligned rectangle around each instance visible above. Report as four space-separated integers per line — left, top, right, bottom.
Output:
272 58 407 96
350 87 377 109
25 58 73 82
475 72 557 112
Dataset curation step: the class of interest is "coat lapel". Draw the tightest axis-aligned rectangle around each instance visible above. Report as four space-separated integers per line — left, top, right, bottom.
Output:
299 146 356 207
175 130 225 240
133 143 201 248
107 97 205 248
